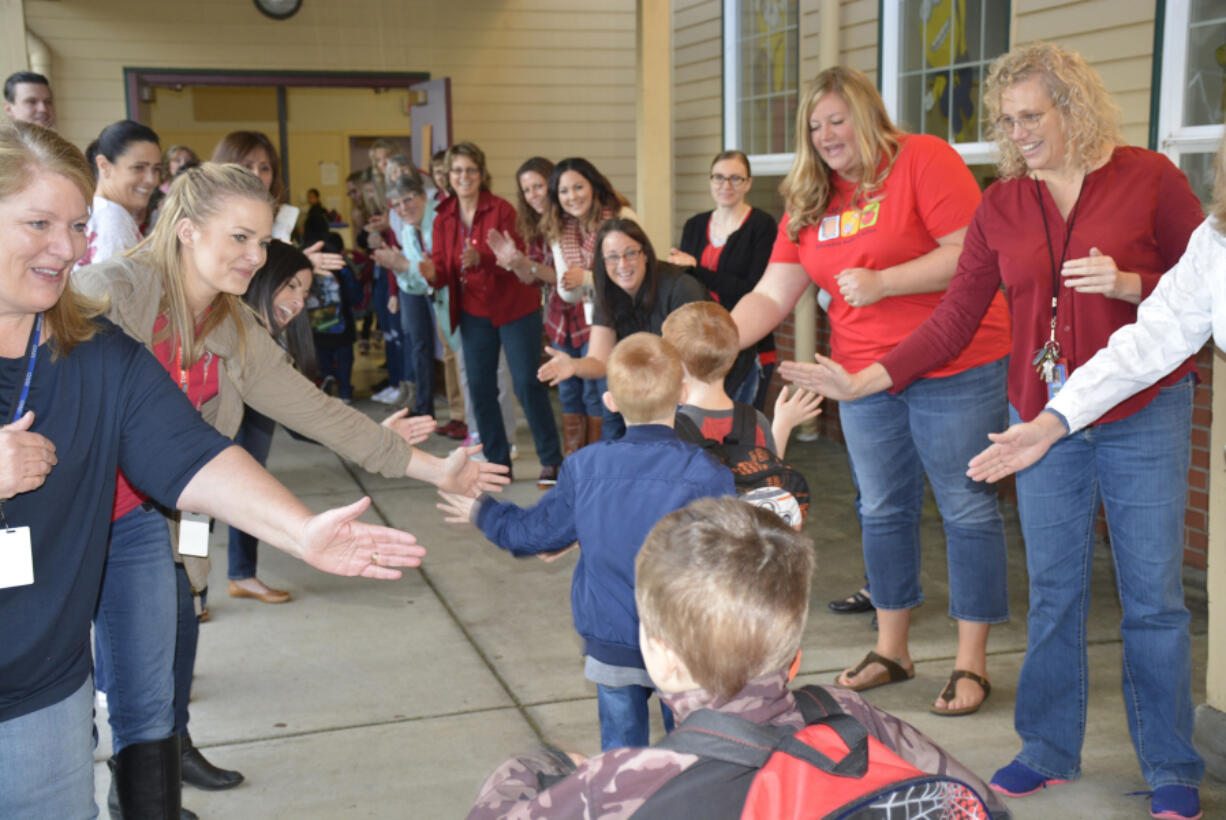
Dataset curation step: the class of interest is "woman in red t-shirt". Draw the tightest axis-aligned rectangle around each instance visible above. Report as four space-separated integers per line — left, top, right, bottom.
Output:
731 67 1011 718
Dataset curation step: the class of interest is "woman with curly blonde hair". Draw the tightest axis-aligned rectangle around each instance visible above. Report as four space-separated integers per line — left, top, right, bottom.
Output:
796 44 1207 818
730 65 1012 717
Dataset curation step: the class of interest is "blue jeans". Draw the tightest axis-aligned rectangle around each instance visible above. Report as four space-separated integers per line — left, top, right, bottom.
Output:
1011 375 1201 788
316 343 354 401
174 563 198 736
730 357 762 405
399 292 437 416
552 339 603 417
596 684 675 751
837 357 1008 620
228 407 276 580
0 675 95 819
460 310 562 469
94 504 177 753
373 268 401 387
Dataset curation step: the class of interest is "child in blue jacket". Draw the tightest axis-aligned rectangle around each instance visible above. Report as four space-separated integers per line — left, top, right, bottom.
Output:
439 333 734 750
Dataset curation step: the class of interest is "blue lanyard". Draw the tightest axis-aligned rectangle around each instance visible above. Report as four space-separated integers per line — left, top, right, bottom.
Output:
11 314 41 423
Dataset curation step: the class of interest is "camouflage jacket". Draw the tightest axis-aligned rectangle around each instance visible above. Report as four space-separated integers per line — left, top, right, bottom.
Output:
466 670 1009 819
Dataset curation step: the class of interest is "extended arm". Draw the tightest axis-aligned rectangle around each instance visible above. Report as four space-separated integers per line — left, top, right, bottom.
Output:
538 325 615 384
730 261 812 350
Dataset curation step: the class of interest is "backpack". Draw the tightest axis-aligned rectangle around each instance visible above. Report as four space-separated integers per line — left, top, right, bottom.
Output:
674 402 811 522
632 685 993 820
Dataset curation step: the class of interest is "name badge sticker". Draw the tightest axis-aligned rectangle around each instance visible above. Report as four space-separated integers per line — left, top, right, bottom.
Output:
0 526 34 588
178 511 211 558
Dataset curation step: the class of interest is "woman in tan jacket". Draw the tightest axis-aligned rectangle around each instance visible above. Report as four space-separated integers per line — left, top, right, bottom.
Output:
74 162 508 816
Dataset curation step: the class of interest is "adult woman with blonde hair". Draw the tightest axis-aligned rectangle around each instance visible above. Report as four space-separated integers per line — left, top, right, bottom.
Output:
0 123 426 819
669 149 778 408
797 46 1207 818
75 161 508 815
730 66 1013 716
430 141 562 486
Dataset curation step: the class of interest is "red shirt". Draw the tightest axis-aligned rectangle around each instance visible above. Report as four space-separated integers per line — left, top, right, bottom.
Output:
769 134 1011 376
881 146 1204 424
431 190 540 328
112 317 220 520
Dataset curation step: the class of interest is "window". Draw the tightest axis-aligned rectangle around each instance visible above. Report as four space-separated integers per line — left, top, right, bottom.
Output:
879 0 1010 165
723 0 799 175
1154 0 1226 205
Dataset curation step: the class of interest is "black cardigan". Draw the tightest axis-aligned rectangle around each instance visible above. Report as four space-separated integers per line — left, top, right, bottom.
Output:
678 207 778 353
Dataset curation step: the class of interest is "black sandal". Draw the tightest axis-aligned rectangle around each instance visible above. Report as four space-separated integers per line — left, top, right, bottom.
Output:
828 589 874 614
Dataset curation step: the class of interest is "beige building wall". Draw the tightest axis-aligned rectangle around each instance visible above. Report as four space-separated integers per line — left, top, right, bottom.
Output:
20 0 637 207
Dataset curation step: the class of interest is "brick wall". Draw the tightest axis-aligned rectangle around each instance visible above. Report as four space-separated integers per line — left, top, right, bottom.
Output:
771 311 1214 570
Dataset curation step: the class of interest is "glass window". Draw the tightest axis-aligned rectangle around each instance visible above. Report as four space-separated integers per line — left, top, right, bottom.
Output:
724 0 799 175
881 0 1010 165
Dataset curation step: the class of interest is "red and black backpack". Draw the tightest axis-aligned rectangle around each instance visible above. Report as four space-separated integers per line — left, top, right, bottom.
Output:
631 685 994 820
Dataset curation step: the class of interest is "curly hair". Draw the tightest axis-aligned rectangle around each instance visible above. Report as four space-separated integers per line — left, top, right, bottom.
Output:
984 42 1122 180
779 66 903 241
541 157 629 243
513 156 554 245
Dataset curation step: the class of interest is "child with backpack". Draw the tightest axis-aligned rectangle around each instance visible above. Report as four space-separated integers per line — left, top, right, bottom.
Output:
465 496 1008 820
663 302 821 522
438 333 735 751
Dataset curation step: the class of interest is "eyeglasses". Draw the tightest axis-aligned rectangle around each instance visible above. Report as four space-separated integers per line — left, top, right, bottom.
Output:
994 109 1052 134
387 193 420 209
603 248 644 266
710 173 748 187
450 167 480 177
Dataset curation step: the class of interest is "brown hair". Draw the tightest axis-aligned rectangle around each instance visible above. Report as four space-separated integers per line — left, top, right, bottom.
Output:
781 67 903 241
128 162 273 364
514 156 555 245
445 141 492 192
661 301 739 384
541 157 630 242
605 332 683 424
984 42 1122 180
0 122 105 357
711 149 752 177
636 497 816 699
210 131 285 204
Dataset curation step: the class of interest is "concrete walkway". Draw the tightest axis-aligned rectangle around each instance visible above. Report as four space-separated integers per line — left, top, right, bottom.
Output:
92 395 1222 819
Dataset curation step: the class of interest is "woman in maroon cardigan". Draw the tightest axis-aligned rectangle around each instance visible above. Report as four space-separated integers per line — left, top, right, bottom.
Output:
430 142 562 487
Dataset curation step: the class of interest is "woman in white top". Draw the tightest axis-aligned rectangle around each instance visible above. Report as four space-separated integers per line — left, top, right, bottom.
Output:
76 120 160 269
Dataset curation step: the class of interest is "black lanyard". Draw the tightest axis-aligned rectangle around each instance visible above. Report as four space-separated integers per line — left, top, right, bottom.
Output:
1035 177 1084 351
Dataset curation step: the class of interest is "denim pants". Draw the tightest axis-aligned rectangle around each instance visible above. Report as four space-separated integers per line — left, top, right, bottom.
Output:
1011 375 1202 788
316 344 355 401
460 310 561 469
0 675 95 819
596 684 675 751
93 503 178 753
174 563 198 736
552 338 603 417
373 268 401 387
228 407 276 581
399 292 436 416
837 357 1009 620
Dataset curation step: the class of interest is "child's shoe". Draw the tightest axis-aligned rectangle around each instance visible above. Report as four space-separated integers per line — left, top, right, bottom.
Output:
989 760 1069 797
1149 785 1202 820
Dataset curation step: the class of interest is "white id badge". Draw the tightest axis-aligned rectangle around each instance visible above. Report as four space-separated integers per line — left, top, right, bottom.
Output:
178 512 211 558
0 526 34 588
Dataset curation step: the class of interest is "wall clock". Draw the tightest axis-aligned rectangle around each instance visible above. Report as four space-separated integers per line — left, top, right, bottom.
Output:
254 0 302 20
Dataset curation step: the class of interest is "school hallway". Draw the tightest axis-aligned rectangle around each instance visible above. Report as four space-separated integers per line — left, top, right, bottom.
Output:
91 387 1223 819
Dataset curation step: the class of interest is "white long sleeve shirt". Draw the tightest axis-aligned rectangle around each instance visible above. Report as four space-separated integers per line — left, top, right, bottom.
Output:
1048 218 1224 433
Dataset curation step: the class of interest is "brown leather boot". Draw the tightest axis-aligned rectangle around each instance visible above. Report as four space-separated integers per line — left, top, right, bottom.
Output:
585 415 603 446
562 413 586 457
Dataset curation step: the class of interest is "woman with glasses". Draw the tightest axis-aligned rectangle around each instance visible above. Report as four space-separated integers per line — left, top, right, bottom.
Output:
792 46 1206 818
730 65 1013 718
429 142 563 487
669 150 778 408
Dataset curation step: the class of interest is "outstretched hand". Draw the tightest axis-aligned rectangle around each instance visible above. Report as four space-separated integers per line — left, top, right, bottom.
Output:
773 385 823 429
966 412 1067 483
486 228 519 270
302 240 345 274
779 353 855 401
298 496 425 578
0 412 55 500
437 489 477 524
439 445 511 497
382 408 436 445
538 346 576 386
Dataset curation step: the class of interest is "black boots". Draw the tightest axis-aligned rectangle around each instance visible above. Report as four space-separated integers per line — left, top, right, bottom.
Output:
180 732 244 791
107 736 189 819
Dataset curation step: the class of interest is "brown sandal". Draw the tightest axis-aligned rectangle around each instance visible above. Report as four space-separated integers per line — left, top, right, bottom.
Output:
930 669 991 716
835 650 914 692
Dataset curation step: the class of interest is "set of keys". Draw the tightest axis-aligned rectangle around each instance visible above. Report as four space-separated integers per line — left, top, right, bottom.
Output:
1032 339 1069 398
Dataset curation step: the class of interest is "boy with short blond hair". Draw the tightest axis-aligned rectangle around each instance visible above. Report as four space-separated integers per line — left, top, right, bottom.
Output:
466 498 1006 819
440 333 733 752
662 302 820 458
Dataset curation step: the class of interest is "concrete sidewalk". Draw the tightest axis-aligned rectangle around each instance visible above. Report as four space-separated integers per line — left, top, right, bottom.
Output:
92 399 1222 819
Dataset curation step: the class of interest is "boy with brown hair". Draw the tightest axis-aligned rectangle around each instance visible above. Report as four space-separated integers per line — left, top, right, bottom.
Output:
440 333 734 752
466 496 1006 819
662 301 821 458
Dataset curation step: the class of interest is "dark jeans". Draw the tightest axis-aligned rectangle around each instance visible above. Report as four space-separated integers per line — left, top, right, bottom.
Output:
373 268 401 387
174 562 197 736
400 293 436 416
460 310 561 469
317 344 354 400
227 407 276 580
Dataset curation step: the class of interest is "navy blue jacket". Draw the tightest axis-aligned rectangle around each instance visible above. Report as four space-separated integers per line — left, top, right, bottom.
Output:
475 425 734 668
